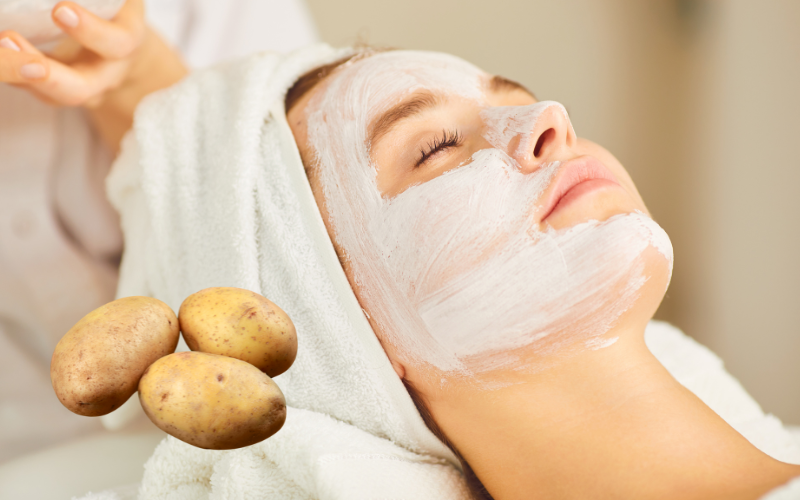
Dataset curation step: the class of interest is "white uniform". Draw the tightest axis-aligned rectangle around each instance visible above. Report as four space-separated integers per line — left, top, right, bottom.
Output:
0 0 318 462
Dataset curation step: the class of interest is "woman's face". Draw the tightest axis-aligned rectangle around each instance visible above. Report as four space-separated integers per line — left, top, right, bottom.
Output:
288 51 672 386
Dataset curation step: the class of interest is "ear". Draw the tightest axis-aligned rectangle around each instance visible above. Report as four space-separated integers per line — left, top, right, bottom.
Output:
390 359 406 379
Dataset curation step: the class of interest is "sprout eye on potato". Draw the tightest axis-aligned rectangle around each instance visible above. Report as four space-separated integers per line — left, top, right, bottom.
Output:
50 296 179 416
178 287 297 378
138 351 286 450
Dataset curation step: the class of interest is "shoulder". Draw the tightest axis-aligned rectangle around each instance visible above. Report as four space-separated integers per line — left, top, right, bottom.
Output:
645 320 800 464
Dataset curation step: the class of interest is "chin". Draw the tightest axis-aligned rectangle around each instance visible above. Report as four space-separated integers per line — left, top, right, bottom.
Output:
624 244 673 330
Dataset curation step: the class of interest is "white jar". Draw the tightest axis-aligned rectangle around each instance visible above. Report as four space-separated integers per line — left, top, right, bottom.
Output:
0 0 125 46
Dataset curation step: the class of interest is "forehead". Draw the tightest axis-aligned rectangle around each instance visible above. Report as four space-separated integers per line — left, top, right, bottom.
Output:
315 50 487 114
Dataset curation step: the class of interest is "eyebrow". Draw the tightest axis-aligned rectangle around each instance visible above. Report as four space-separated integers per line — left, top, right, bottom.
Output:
366 76 536 148
368 90 445 147
489 75 537 100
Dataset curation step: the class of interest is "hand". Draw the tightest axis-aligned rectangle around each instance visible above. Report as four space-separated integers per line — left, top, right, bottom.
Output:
0 0 187 150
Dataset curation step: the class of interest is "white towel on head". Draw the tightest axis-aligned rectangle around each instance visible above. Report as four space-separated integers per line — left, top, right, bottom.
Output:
101 44 800 499
105 44 466 499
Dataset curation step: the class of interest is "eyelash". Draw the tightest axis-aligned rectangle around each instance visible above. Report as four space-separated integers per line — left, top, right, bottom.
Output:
416 129 463 167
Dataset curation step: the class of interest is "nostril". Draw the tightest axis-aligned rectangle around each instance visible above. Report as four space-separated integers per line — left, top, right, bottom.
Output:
533 128 555 158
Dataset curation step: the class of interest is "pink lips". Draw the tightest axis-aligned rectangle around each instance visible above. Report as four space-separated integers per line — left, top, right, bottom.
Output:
539 156 620 222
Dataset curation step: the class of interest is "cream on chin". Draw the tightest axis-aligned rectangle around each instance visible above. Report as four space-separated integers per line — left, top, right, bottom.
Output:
306 50 673 380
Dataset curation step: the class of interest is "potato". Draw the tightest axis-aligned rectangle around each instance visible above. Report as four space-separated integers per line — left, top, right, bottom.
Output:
179 287 297 377
51 296 179 416
138 351 286 449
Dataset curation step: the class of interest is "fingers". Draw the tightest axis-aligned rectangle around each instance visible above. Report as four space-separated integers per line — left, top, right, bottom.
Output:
51 0 145 60
36 55 130 107
7 32 127 107
2 0 152 108
0 32 50 83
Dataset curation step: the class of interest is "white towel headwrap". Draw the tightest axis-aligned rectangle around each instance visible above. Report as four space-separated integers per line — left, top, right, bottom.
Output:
107 44 470 499
105 44 800 499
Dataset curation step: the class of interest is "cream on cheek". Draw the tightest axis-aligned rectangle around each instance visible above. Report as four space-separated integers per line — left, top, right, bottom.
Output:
307 51 673 379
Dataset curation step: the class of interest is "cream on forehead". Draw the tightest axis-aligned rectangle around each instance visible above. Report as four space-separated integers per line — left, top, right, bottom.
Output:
321 51 485 124
306 51 673 379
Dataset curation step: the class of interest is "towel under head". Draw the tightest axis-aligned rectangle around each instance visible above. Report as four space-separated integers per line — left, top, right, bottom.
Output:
107 44 467 499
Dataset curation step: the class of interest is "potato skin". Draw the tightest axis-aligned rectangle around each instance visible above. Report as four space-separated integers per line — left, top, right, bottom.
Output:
179 287 297 377
50 296 179 416
138 351 286 450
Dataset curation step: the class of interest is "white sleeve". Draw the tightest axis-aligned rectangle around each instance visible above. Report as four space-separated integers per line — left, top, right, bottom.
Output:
145 0 320 69
106 132 152 302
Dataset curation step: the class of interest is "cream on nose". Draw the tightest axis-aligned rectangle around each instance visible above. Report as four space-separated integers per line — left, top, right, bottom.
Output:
480 101 575 173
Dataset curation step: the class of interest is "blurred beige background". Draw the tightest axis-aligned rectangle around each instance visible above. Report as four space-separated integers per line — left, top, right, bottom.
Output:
304 0 800 424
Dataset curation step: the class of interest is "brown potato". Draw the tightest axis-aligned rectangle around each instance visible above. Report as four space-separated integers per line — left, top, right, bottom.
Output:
51 296 179 416
179 287 297 377
138 351 286 450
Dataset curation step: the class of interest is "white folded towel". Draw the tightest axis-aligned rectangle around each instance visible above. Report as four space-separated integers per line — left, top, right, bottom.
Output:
106 44 463 499
100 45 800 499
761 477 800 500
643 321 800 465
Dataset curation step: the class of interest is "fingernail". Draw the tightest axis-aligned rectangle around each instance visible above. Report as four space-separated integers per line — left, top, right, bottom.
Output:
54 6 80 28
20 63 46 80
0 37 21 52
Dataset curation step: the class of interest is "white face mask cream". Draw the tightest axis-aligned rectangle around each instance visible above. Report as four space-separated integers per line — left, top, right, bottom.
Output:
306 51 673 377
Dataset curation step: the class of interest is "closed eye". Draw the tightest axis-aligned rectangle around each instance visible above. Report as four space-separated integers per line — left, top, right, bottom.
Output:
416 129 463 167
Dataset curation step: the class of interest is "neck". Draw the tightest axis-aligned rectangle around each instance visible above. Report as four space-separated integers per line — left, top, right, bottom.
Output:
428 323 799 500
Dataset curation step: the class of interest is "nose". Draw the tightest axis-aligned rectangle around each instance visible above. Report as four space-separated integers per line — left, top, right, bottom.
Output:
481 101 577 174
516 103 576 172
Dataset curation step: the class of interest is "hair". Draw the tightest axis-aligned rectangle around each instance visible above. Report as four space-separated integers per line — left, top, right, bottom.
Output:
285 46 386 113
285 56 354 113
284 53 495 500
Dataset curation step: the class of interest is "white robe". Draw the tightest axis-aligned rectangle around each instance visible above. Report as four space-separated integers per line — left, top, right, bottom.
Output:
0 0 318 462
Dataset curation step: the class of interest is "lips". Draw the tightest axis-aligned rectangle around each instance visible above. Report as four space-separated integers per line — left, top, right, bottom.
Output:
539 156 620 222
